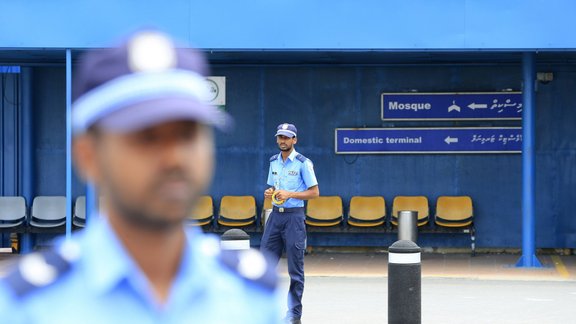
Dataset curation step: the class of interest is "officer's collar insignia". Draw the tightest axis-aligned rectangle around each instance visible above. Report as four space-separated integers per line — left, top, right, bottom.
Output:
1 248 75 298
236 249 267 280
218 249 277 291
19 253 58 287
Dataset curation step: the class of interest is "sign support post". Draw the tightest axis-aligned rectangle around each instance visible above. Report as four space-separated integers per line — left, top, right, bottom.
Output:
516 52 542 268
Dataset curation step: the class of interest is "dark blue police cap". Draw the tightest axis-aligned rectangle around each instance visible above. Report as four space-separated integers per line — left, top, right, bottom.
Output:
72 30 231 134
275 123 297 138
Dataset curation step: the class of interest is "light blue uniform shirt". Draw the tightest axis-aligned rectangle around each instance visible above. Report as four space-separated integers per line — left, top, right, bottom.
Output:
0 217 281 324
267 149 318 208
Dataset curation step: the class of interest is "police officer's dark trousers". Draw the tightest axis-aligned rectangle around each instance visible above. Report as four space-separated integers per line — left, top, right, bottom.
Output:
260 206 306 319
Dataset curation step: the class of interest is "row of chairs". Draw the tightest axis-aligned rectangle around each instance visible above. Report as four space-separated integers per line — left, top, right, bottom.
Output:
349 195 473 229
188 195 474 231
1 195 473 232
0 196 88 233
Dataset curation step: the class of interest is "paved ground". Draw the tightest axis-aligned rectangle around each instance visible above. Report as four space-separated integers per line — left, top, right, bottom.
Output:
2 251 576 323
276 252 576 324
292 252 576 281
287 277 576 324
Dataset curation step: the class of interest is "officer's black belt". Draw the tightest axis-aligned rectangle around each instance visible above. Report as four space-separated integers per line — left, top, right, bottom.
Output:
273 206 304 213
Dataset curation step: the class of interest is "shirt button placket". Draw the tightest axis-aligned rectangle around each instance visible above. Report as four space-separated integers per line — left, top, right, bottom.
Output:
282 165 286 190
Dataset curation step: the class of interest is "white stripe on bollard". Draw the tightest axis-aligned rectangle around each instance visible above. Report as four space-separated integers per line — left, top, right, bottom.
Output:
389 252 421 264
220 239 250 250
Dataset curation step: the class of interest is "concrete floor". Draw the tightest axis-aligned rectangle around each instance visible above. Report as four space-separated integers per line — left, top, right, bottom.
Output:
289 276 576 324
2 251 576 323
276 252 576 323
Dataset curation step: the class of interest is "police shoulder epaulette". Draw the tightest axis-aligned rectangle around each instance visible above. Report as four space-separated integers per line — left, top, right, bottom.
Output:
218 248 277 291
269 154 279 162
295 154 308 163
0 242 79 299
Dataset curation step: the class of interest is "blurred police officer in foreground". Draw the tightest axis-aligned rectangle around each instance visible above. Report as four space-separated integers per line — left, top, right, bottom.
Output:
0 30 280 323
262 124 319 324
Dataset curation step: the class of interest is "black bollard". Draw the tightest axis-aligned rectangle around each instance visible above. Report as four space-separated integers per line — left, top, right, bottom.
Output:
220 229 250 250
388 240 421 324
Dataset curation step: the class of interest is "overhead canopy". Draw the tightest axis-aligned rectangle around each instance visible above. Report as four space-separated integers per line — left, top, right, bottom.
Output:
1 0 575 51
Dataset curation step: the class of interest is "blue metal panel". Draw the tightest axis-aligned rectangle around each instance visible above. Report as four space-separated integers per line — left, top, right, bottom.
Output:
0 69 20 248
19 68 34 203
1 0 576 49
19 68 34 253
33 68 67 196
66 50 72 239
0 72 19 196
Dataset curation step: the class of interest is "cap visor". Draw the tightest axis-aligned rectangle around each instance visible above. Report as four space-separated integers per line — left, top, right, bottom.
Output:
275 130 296 138
96 97 232 133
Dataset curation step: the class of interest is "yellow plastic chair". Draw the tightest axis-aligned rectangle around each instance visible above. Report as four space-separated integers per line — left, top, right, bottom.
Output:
305 196 343 227
435 196 473 228
347 196 386 227
188 196 214 226
391 196 429 226
218 196 256 227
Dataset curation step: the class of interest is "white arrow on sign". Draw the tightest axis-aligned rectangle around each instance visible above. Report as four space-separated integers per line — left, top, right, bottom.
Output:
444 136 459 144
468 103 488 110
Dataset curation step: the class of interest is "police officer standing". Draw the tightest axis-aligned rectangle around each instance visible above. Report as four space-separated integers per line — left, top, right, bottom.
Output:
261 123 319 324
0 30 280 323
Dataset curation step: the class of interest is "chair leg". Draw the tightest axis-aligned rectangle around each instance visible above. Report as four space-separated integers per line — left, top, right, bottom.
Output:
470 226 476 257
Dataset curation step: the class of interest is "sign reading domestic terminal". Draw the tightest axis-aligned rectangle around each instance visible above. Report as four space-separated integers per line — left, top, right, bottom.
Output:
335 128 522 154
381 92 522 121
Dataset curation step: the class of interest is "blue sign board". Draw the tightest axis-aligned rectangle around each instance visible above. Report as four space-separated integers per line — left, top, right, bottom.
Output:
381 92 522 121
335 127 522 154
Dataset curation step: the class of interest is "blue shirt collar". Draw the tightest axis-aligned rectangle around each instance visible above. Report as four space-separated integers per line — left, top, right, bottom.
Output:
80 217 151 298
277 149 298 162
78 216 219 307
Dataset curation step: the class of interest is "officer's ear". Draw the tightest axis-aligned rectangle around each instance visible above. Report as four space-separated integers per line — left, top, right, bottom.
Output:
292 136 297 144
72 131 101 185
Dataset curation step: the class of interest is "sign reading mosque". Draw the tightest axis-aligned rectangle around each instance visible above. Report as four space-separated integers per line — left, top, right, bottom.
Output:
335 128 522 154
381 92 522 121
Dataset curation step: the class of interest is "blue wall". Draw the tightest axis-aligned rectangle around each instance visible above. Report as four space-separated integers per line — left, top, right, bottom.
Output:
0 70 20 246
0 72 20 197
209 63 576 248
7 60 576 248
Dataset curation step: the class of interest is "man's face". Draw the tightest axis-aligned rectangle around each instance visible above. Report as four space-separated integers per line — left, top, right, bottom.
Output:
277 135 296 152
74 120 214 230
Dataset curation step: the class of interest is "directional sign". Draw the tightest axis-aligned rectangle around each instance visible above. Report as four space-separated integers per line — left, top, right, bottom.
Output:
381 92 522 121
335 127 522 154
